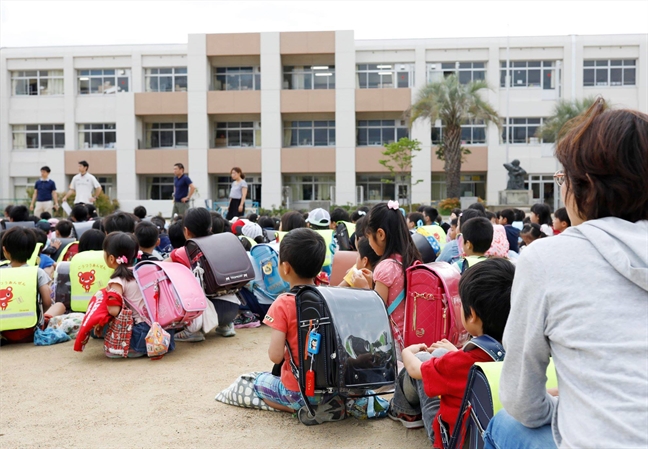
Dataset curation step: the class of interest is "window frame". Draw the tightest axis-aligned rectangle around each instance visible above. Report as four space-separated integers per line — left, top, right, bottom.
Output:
283 121 336 147
12 124 65 150
282 174 335 202
214 122 261 148
427 62 486 84
500 61 556 89
78 123 117 149
431 119 487 145
77 69 130 95
11 70 64 96
501 118 551 145
143 176 175 200
282 66 336 90
146 122 189 149
213 66 261 91
144 67 188 92
583 59 636 87
356 120 409 146
356 63 415 89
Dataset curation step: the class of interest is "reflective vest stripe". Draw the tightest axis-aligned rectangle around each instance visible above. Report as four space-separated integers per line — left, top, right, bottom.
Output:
315 230 334 267
27 243 44 267
0 312 37 319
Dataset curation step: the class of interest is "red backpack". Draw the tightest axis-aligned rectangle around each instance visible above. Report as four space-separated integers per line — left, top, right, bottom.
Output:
404 262 469 348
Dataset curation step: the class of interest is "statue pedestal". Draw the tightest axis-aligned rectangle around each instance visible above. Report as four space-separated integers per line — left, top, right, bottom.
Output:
499 190 533 206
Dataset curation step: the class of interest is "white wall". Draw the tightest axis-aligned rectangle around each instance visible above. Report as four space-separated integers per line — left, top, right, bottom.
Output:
335 30 357 205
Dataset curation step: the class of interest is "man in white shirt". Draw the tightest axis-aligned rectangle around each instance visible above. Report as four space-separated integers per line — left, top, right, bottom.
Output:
61 160 102 205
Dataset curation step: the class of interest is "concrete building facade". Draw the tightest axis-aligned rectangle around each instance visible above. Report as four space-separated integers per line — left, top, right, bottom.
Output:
1 31 646 215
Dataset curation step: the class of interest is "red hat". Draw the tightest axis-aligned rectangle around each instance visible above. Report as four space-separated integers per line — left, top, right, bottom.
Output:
230 219 246 234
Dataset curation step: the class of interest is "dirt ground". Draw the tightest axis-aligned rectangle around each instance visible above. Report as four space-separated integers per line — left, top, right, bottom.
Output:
0 325 430 448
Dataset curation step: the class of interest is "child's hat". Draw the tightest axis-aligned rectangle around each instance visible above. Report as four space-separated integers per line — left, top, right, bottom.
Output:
241 223 263 240
306 208 331 226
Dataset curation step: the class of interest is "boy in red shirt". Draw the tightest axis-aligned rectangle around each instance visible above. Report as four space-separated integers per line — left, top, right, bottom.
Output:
390 258 515 448
253 228 326 412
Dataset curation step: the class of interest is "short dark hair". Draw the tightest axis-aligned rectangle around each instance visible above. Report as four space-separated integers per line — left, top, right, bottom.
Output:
407 212 424 227
354 216 367 239
423 207 439 223
351 206 369 222
133 206 147 220
513 209 525 222
210 212 229 235
520 223 544 240
357 237 380 269
554 207 571 227
40 166 51 173
459 258 515 342
450 218 458 227
257 216 274 229
78 160 89 168
85 204 98 219
150 216 166 232
40 212 52 220
485 211 496 221
460 217 494 254
281 210 305 232
556 100 648 223
174 163 184 171
9 205 29 222
103 212 136 234
330 207 350 224
279 228 326 279
468 202 486 213
91 220 104 232
71 204 89 222
32 228 48 246
183 208 212 237
1 227 36 263
168 220 186 248
530 203 552 226
499 209 515 225
78 229 106 252
55 219 73 238
458 209 484 230
135 221 159 248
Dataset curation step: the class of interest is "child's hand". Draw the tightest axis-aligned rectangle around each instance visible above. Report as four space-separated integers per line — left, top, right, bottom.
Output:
404 343 428 354
429 339 458 352
351 269 371 289
547 388 559 397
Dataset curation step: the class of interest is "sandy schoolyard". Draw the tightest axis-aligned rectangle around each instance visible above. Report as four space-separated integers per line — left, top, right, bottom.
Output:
0 325 430 448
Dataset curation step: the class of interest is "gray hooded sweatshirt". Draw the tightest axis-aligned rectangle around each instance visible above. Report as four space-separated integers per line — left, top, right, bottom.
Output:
500 217 648 448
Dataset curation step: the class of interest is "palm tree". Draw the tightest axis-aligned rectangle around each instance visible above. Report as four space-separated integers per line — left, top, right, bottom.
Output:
409 74 499 199
536 96 604 143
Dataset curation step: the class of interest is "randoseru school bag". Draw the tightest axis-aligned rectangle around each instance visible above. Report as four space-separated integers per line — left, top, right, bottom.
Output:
335 221 356 251
185 233 255 298
404 261 469 348
133 260 207 329
249 244 289 300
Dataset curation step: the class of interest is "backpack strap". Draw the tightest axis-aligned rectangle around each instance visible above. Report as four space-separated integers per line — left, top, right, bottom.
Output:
387 290 405 315
463 335 505 361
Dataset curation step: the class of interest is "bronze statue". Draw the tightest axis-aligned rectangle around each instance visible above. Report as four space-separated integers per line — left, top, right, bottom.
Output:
504 159 527 190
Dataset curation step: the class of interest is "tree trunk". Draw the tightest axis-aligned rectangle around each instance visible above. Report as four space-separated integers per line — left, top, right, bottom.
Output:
444 126 462 199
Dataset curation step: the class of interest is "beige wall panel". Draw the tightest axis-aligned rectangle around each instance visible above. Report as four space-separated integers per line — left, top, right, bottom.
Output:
135 92 188 115
207 91 261 114
355 88 411 112
206 34 261 56
280 90 335 113
355 147 390 173
135 149 188 174
281 148 336 172
280 32 335 55
65 150 116 175
431 146 488 172
208 149 261 173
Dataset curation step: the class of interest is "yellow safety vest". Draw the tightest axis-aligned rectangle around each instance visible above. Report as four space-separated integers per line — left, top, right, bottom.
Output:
240 236 258 248
27 243 44 267
338 221 356 237
276 231 288 242
277 229 333 267
0 266 39 332
417 225 447 251
70 250 114 312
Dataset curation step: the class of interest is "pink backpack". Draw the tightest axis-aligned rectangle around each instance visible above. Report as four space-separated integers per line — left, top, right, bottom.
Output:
133 261 207 329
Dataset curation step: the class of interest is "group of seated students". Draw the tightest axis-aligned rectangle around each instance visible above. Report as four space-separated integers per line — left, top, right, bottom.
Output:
2 101 647 448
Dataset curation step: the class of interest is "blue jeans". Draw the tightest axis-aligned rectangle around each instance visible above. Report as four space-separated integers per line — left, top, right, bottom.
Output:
484 410 557 449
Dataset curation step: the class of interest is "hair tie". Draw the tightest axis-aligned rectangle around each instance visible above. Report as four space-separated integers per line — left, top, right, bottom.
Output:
417 219 424 228
387 200 399 210
358 211 366 216
116 255 128 265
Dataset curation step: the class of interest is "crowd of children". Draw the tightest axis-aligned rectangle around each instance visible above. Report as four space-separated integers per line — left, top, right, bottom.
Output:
1 100 647 449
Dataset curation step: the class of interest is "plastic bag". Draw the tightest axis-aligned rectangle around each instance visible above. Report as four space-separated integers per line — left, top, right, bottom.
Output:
201 299 219 333
145 322 171 360
34 327 71 346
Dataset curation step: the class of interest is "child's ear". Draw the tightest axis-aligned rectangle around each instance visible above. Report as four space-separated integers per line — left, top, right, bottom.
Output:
376 228 386 242
280 261 291 276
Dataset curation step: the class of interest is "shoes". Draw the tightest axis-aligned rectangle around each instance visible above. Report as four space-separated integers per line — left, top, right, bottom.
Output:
233 311 261 329
215 323 236 337
387 406 424 429
174 329 206 342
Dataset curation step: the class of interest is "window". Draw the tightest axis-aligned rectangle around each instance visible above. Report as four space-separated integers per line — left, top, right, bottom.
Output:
283 175 335 202
12 125 65 150
144 176 174 200
500 61 556 89
213 67 260 91
283 121 335 147
584 60 636 87
356 64 415 89
431 119 487 145
215 175 262 203
78 69 130 94
13 177 40 201
428 62 486 84
96 176 116 199
502 118 551 144
215 122 261 148
357 120 409 146
146 123 188 148
78 124 116 149
145 67 187 92
283 66 335 89
356 174 396 202
12 70 64 96
431 174 486 200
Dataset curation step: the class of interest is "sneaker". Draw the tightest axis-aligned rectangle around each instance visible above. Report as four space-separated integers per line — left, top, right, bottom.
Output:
174 329 206 342
233 311 261 329
215 323 236 337
387 408 424 429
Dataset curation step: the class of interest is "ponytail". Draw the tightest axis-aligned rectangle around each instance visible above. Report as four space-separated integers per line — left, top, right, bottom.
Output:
103 232 138 282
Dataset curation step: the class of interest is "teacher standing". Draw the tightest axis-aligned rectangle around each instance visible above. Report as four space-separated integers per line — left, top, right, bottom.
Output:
226 167 247 220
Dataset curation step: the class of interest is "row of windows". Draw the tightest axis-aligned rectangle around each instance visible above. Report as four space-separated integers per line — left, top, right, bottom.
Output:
11 59 636 96
10 118 556 149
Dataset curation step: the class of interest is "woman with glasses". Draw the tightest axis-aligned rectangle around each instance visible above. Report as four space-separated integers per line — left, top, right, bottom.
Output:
485 98 648 449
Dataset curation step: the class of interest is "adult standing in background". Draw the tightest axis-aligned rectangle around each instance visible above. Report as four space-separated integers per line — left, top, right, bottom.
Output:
172 162 195 218
226 167 247 220
30 166 59 216
61 160 102 205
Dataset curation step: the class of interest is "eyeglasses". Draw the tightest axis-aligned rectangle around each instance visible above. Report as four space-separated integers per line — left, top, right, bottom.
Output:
554 170 565 187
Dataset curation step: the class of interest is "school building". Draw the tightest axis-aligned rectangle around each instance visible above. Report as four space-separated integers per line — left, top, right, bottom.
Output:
1 31 646 215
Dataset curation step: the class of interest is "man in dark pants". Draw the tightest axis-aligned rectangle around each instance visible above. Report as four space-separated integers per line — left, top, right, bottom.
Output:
171 163 195 217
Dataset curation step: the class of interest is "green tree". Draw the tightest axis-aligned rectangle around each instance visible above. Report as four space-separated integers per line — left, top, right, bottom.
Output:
379 137 423 211
409 74 499 199
536 96 605 143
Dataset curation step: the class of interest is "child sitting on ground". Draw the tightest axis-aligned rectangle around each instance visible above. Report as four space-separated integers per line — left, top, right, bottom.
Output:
520 223 545 248
134 221 162 262
254 228 327 412
389 258 515 447
406 212 424 231
0 227 66 344
339 237 380 287
452 217 493 273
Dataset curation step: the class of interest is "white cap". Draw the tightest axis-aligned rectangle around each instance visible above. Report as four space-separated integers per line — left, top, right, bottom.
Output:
241 222 263 240
306 208 331 226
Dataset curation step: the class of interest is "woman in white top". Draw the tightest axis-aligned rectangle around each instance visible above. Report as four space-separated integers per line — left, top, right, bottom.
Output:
226 167 248 220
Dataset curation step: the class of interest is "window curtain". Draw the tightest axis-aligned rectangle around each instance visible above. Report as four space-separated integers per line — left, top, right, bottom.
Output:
49 71 64 94
12 126 26 149
283 128 292 147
